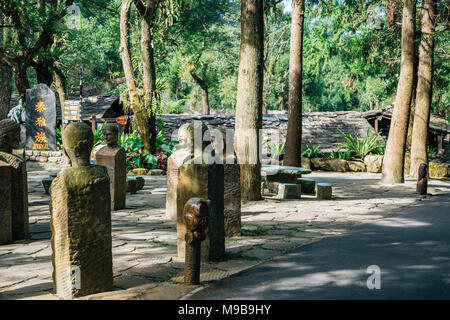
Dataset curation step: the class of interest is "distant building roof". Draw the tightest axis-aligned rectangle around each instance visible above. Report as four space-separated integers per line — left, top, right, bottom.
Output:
363 105 450 135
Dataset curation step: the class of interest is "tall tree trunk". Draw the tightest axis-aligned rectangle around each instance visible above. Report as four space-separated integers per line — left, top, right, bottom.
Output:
0 63 12 119
120 0 155 154
0 15 13 119
14 63 30 103
234 0 264 200
54 66 67 107
284 0 305 167
140 13 157 154
190 70 210 115
381 0 416 184
410 0 436 178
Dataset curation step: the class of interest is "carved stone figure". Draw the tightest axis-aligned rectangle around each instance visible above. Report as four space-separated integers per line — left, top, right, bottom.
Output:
417 163 428 195
184 197 210 285
96 123 127 210
50 122 113 299
0 118 29 240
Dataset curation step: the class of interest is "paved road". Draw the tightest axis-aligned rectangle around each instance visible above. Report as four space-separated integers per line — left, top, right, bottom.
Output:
190 192 450 300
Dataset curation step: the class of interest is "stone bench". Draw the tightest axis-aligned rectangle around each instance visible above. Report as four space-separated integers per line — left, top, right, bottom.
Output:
261 165 312 194
277 183 301 199
297 177 316 194
316 183 332 199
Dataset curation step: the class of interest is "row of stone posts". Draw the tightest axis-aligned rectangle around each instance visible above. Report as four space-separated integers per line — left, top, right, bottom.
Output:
1 110 430 298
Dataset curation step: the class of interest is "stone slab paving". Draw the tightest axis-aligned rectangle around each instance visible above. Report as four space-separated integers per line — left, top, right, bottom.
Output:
0 168 449 300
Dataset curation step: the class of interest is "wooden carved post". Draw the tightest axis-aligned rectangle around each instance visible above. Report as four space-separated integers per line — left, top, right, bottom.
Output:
417 163 428 195
184 198 209 285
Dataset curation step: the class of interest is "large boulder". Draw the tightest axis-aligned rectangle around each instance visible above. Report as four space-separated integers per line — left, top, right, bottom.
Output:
324 159 349 172
364 155 383 173
348 160 366 172
301 157 311 169
311 158 326 170
429 161 449 178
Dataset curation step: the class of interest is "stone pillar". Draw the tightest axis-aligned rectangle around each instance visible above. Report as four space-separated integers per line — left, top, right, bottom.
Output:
0 119 29 240
96 147 127 210
223 164 241 237
50 122 113 299
0 163 12 244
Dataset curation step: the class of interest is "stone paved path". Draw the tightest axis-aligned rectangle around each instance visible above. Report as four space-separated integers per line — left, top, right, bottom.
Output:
0 167 449 300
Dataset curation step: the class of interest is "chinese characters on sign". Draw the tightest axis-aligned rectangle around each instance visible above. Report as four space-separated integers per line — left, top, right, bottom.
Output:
33 101 49 149
25 84 57 151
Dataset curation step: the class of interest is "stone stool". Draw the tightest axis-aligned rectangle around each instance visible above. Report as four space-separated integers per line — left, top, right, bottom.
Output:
127 177 138 194
277 183 301 199
297 177 316 194
42 177 54 194
127 175 145 191
316 183 332 199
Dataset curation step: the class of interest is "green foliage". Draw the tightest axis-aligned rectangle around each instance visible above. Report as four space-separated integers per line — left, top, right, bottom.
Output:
93 123 106 148
427 146 438 160
324 150 358 161
264 137 286 159
302 145 321 158
337 129 383 159
56 125 63 148
118 129 178 170
162 99 190 114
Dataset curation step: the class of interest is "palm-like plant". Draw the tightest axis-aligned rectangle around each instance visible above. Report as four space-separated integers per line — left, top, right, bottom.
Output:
337 129 382 159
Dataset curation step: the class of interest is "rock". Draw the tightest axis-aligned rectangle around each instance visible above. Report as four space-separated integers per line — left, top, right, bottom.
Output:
301 157 311 169
364 155 383 173
324 159 349 172
316 183 332 199
429 161 449 178
348 160 366 172
132 168 148 175
310 158 326 170
148 169 165 175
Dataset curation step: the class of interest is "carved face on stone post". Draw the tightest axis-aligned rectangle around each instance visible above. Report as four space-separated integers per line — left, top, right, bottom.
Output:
418 163 427 179
62 122 93 167
184 198 210 243
102 124 119 148
0 119 21 153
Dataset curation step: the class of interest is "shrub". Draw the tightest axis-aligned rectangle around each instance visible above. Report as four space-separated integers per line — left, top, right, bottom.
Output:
302 145 321 158
337 129 382 159
324 150 359 161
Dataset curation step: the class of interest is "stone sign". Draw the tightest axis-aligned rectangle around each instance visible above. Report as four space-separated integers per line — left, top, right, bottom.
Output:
25 84 57 151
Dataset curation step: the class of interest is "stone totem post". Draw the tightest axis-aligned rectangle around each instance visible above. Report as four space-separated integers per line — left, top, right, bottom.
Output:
50 122 113 299
417 163 428 195
174 121 225 262
95 124 127 210
184 198 209 285
211 127 241 237
0 163 12 244
0 119 29 241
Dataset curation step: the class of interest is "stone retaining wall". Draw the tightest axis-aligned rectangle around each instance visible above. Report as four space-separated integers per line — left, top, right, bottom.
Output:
25 150 66 164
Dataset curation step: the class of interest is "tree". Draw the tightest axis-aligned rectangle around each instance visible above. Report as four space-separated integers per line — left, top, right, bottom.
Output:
0 14 13 119
120 0 195 153
284 0 305 167
234 0 264 200
409 0 436 177
0 0 75 101
381 0 416 185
